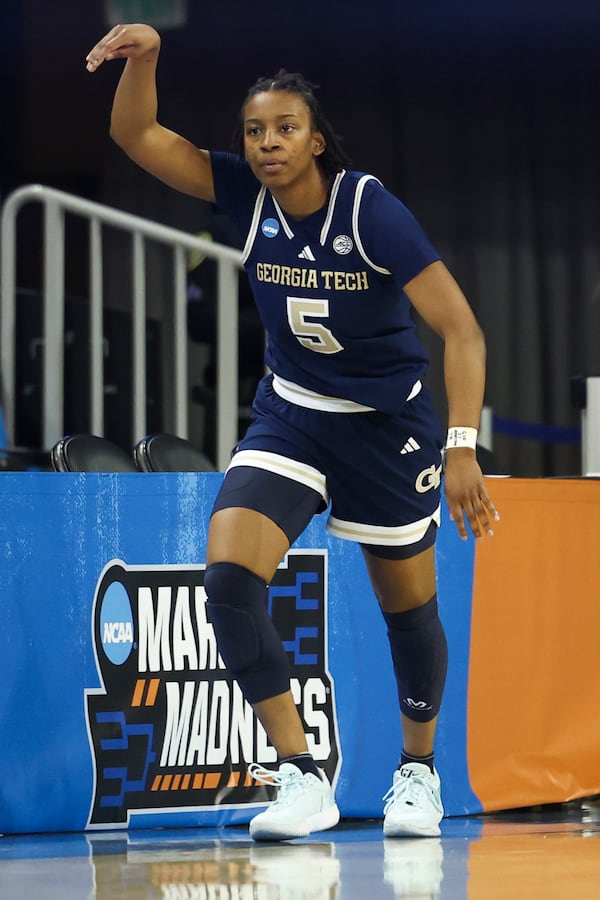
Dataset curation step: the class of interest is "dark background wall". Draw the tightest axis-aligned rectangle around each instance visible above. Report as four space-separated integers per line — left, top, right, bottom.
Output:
2 0 600 474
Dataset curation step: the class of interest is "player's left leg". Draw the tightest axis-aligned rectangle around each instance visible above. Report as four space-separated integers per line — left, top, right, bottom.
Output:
362 544 447 838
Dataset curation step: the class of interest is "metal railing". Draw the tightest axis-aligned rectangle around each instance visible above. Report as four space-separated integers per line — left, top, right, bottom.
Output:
1 184 244 470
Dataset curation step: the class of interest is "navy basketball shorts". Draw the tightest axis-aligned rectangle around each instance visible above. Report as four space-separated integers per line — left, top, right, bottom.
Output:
218 375 444 556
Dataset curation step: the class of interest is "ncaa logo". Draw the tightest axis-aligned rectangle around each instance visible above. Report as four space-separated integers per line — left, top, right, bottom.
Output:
261 218 280 238
99 580 134 664
333 234 353 255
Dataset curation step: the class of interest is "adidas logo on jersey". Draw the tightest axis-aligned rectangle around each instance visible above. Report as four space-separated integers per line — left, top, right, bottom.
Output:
298 245 316 261
400 437 421 454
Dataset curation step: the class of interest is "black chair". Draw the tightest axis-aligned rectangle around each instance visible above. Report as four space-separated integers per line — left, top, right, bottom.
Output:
133 433 216 473
51 434 138 473
0 446 51 471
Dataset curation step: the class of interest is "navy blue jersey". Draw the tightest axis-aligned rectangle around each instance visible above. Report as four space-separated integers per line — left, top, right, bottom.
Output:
210 152 440 414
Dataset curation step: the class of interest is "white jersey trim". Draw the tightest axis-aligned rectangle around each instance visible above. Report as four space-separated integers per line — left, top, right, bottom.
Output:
241 186 267 264
270 171 347 247
320 170 346 246
352 175 392 275
274 374 422 411
271 196 295 239
327 505 441 545
273 374 375 413
227 449 329 502
406 379 423 402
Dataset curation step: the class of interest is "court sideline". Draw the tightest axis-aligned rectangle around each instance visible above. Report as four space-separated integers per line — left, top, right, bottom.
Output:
0 797 598 898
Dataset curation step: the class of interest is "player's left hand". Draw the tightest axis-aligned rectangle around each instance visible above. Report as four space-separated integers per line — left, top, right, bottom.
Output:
443 451 500 541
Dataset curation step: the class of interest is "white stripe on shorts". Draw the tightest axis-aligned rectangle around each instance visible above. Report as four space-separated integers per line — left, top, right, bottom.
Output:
227 449 329 503
327 505 441 545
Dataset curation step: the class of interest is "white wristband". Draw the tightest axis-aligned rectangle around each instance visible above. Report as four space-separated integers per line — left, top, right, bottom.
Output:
446 427 478 450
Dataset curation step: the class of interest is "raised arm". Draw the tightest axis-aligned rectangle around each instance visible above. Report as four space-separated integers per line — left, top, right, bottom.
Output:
404 260 500 541
86 24 215 202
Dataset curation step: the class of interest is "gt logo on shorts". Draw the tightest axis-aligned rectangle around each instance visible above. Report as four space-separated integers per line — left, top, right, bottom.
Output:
415 464 442 494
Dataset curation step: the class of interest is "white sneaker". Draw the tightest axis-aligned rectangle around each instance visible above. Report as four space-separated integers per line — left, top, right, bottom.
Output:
251 843 341 899
383 763 444 838
248 762 340 842
383 837 444 897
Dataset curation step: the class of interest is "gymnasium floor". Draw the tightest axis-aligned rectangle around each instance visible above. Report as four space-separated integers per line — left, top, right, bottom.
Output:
0 797 598 898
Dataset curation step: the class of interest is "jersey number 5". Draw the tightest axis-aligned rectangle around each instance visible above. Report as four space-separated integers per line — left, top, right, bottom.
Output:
286 297 344 354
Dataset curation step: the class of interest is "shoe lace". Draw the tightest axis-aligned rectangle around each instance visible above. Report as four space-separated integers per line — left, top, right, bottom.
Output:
248 763 308 806
382 771 432 814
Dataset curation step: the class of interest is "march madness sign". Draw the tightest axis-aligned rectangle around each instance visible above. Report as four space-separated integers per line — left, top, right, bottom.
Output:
85 551 340 827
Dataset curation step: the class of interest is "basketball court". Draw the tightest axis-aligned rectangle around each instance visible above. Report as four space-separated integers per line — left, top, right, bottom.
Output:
0 798 598 898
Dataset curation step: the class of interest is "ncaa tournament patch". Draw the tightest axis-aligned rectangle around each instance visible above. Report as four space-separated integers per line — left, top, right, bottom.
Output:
261 218 280 238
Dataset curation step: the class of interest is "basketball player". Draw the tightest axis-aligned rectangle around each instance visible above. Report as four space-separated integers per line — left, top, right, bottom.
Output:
87 24 500 842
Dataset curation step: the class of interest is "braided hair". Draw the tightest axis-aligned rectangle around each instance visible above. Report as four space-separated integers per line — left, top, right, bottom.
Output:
235 70 351 179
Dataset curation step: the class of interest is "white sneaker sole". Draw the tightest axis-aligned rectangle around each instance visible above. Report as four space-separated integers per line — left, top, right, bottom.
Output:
250 803 340 842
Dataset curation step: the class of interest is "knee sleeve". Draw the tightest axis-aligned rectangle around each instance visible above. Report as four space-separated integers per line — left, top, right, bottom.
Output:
204 561 291 704
382 595 448 723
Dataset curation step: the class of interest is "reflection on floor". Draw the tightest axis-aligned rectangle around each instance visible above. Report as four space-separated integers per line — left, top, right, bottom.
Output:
0 797 598 899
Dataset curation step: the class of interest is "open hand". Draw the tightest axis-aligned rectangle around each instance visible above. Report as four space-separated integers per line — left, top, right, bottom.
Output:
444 453 501 541
86 24 160 72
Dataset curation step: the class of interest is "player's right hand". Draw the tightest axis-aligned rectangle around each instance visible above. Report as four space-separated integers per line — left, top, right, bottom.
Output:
86 24 160 73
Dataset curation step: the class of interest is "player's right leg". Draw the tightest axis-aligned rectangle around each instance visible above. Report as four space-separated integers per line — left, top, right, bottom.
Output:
204 466 339 841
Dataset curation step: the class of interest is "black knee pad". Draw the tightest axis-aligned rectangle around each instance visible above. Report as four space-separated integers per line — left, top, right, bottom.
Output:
204 561 291 703
383 595 448 723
